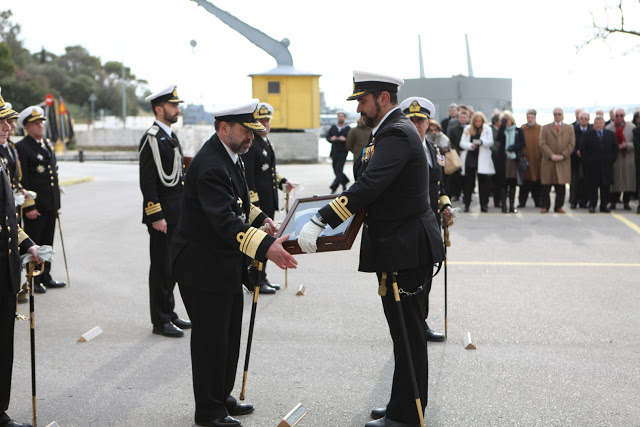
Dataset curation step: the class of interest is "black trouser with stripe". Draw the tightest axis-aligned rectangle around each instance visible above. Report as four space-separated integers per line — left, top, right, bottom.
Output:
0 295 16 424
377 264 432 425
179 285 243 422
147 224 178 326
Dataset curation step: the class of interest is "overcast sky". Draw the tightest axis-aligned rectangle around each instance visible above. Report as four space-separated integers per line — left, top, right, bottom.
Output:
7 0 640 117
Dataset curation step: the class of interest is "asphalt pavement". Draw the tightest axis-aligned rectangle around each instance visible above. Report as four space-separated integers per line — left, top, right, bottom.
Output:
8 160 640 427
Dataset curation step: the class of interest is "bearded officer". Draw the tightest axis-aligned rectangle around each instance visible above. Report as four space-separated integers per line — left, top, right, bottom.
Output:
298 71 445 427
0 91 41 427
240 102 294 294
139 84 191 337
399 96 451 344
171 99 297 427
15 106 65 294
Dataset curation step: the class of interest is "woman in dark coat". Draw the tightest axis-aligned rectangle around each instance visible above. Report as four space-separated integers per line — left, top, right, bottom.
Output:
494 110 525 213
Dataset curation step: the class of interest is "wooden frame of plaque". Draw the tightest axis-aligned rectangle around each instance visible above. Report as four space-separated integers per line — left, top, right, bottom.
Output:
275 194 366 255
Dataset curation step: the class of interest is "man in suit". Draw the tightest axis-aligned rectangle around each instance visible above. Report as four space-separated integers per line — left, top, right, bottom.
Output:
519 109 542 208
0 93 41 427
606 108 636 210
570 111 592 209
446 108 469 201
138 85 191 338
634 125 640 214
581 116 618 213
15 106 66 294
539 108 575 213
171 99 297 427
440 103 458 136
326 111 351 193
399 96 451 344
298 71 445 427
241 102 294 294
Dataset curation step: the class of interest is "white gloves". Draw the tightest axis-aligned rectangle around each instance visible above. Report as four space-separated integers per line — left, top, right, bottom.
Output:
21 245 56 265
13 191 25 207
297 215 326 253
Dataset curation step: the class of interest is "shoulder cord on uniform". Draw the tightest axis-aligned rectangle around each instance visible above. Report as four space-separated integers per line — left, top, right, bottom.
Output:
139 126 182 187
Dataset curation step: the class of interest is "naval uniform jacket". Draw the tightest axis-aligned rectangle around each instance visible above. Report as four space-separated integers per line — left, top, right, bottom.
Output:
0 141 22 193
0 165 34 296
425 139 450 228
318 108 445 273
171 134 274 294
15 135 60 213
138 124 184 225
241 133 287 218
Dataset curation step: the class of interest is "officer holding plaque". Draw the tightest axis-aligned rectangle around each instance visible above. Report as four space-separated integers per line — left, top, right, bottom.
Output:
298 71 445 427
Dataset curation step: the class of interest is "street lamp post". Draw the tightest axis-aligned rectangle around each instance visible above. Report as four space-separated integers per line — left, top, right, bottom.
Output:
88 93 97 127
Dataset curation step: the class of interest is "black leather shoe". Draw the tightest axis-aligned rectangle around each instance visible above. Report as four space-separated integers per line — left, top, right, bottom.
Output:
263 278 280 290
196 416 242 427
637 205 640 214
624 203 632 211
227 402 254 416
33 283 46 294
570 203 577 209
600 207 611 213
589 207 596 213
258 283 276 294
152 322 184 337
463 206 470 212
480 206 488 213
365 417 417 427
172 318 192 329
426 327 446 342
371 407 386 419
46 279 66 288
3 419 33 427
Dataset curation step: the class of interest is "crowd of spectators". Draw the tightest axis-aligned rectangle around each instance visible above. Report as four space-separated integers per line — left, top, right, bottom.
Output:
429 103 640 214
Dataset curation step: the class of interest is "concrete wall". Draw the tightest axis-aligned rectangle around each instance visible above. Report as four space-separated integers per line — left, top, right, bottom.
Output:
399 76 512 121
74 125 320 163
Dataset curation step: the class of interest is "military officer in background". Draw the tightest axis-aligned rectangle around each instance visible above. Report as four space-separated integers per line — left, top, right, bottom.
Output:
241 102 294 294
298 71 445 427
400 96 452 344
15 106 65 294
171 99 297 427
139 84 191 338
1 92 41 427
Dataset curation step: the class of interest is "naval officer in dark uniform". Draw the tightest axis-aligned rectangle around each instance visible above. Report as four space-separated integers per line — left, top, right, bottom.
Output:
139 85 191 337
400 96 452 344
15 106 65 294
171 99 297 427
241 102 294 294
298 71 445 427
0 93 41 427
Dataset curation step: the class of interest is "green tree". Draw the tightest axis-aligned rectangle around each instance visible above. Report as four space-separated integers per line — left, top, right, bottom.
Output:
0 42 15 79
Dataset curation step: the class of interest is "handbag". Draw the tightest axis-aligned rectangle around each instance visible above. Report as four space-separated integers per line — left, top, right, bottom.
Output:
517 156 530 173
444 149 463 175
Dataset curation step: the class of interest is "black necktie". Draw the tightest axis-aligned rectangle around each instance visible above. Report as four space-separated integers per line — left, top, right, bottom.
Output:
236 158 245 180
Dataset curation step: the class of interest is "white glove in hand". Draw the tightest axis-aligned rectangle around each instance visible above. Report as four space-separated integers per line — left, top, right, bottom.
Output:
13 191 25 207
297 216 325 253
20 245 56 265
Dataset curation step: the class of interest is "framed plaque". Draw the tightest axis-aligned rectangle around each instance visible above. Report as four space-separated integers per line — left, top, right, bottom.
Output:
275 194 366 255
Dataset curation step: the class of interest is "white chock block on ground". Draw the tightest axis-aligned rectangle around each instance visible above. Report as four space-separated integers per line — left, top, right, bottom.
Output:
296 284 306 296
278 403 308 427
46 422 61 427
78 326 103 342
464 331 476 350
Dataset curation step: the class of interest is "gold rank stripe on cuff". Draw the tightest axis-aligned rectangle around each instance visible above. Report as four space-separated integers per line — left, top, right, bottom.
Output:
145 201 162 216
22 197 35 208
236 227 267 259
249 205 262 224
249 190 259 203
438 195 451 209
329 196 353 222
18 227 29 246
